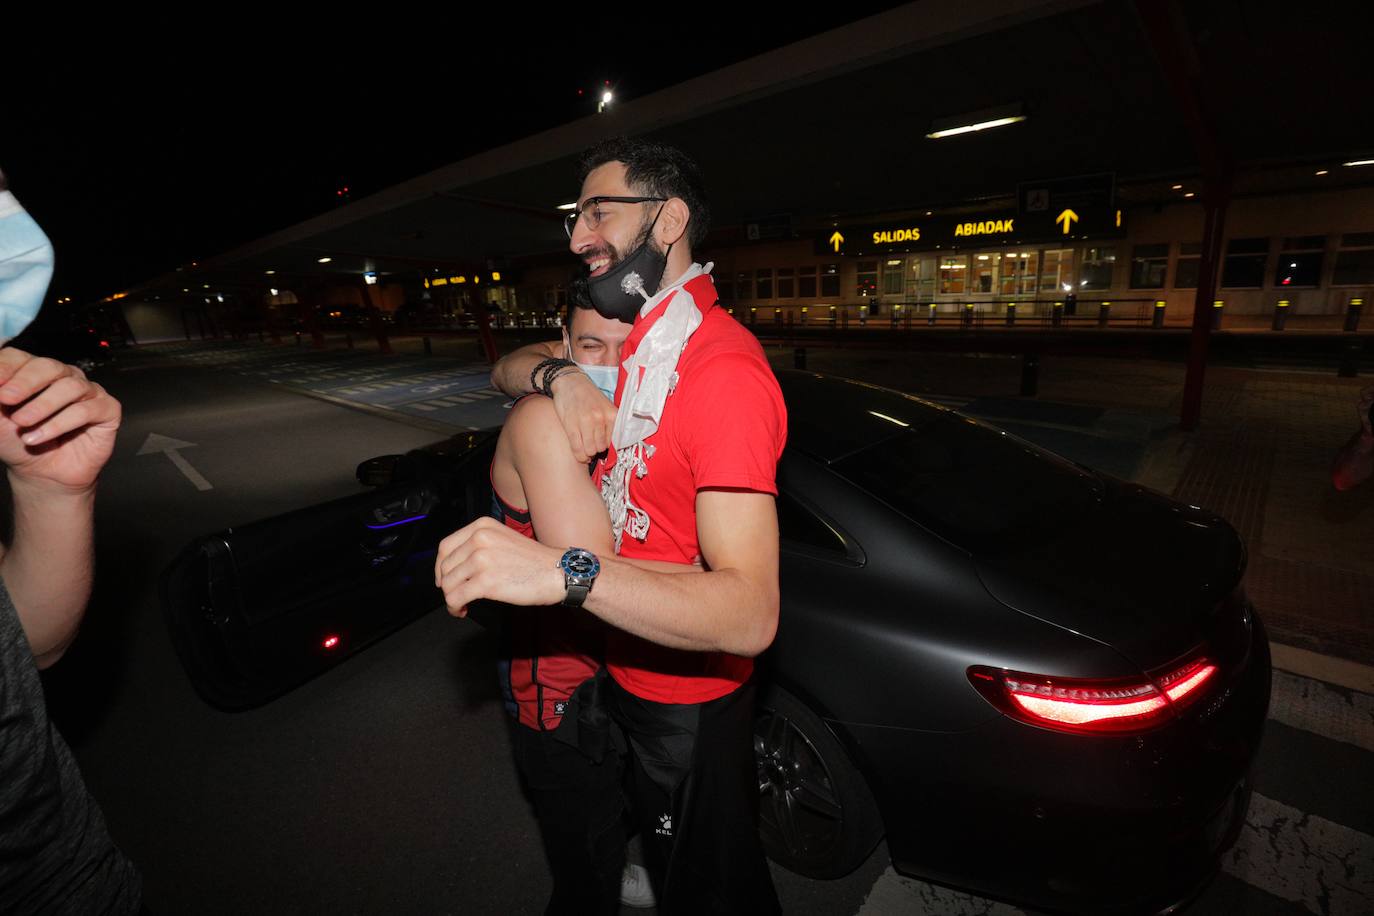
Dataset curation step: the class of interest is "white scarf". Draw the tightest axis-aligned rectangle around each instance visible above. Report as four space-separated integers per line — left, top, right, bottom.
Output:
601 262 713 551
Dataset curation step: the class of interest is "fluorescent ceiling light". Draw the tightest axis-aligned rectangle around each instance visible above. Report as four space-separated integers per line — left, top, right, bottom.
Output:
318 257 332 263
927 103 1025 139
556 202 577 210
1343 159 1374 167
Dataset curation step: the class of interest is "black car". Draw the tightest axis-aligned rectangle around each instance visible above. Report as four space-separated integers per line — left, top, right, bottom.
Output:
162 371 1269 916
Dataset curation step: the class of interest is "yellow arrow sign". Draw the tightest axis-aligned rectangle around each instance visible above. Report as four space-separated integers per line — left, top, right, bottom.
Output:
829 231 845 253
1056 209 1079 234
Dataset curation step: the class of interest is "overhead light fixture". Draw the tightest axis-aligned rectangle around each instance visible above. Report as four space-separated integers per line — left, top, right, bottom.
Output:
363 272 378 285
1171 184 1183 190
1343 159 1374 167
1184 191 1196 198
318 256 332 264
556 202 577 210
926 103 1025 139
270 288 279 296
1315 170 1329 176
265 269 276 275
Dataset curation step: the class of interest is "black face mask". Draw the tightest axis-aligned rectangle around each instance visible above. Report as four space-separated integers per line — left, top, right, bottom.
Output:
576 206 673 323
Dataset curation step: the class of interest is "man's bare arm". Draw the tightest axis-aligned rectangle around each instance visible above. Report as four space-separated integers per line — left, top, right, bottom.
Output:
491 340 617 462
436 489 779 657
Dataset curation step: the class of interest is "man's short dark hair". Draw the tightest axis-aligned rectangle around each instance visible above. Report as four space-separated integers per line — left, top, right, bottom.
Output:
577 137 710 250
566 272 596 329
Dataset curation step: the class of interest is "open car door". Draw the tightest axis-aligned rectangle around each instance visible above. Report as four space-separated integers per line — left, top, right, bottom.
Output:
161 432 498 710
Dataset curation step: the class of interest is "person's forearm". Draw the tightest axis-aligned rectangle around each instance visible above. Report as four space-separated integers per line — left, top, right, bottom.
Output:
1333 431 1374 490
490 341 561 397
1 473 95 668
583 560 777 657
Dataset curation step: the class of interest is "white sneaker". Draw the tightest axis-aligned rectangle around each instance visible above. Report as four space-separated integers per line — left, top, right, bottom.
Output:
620 863 656 908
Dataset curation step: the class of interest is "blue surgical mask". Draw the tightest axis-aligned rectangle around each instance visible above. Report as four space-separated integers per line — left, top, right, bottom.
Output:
576 361 619 402
0 190 55 344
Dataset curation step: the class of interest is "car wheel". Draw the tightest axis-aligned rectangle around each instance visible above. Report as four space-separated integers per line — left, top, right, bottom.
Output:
754 683 884 878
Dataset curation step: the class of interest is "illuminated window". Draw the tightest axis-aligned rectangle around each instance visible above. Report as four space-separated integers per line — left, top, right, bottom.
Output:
1079 247 1117 291
856 261 878 297
1129 243 1169 289
1275 236 1325 287
998 251 1038 296
939 255 968 295
973 252 999 294
1039 249 1072 292
910 257 937 301
882 259 905 295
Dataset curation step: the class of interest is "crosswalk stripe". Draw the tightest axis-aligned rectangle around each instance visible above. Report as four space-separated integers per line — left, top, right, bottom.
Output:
1222 792 1374 915
1268 670 1374 754
856 868 1026 915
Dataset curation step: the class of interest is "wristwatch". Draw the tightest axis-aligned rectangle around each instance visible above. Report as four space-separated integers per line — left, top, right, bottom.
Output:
558 547 601 608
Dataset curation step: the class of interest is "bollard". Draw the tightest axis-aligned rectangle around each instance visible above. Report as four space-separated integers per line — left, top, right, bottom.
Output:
794 347 807 370
1211 299 1224 330
1021 354 1039 396
423 336 432 356
1273 299 1290 331
1098 301 1111 328
1338 339 1361 377
1345 296 1364 332
750 307 757 326
346 333 354 349
1006 302 1016 326
296 331 302 347
961 303 974 328
928 303 937 326
1051 302 1064 327
1153 300 1166 329
841 309 848 330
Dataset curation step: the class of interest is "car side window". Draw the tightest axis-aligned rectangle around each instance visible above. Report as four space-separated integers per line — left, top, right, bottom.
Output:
777 490 848 556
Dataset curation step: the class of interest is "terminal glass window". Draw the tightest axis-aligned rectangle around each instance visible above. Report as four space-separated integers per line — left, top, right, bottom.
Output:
821 264 841 298
1039 249 1072 292
857 261 878 297
973 253 998 294
1334 233 1374 285
911 257 937 301
776 267 795 298
736 271 752 299
883 259 905 295
1221 238 1269 288
1174 242 1202 289
1276 236 1325 288
999 251 1038 296
939 255 968 294
1079 247 1117 291
756 268 773 299
799 265 818 297
717 279 735 300
1129 243 1169 289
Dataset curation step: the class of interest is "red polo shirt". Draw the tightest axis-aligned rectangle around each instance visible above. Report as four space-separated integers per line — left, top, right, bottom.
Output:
596 273 787 704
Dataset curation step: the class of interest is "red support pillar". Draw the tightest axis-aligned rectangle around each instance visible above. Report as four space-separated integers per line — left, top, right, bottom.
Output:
1180 176 1230 431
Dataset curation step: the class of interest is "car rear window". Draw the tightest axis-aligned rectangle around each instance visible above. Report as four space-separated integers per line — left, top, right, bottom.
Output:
829 415 1102 553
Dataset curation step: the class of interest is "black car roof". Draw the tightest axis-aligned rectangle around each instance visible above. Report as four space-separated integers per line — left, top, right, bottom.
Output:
775 370 952 464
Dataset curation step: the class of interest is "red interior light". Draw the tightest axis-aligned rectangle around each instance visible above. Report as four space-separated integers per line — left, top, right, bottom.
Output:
968 655 1218 735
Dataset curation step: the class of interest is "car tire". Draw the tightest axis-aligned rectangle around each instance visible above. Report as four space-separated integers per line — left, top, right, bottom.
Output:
754 683 884 879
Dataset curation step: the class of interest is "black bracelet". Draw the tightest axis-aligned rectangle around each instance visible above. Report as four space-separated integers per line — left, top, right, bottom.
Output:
531 357 577 396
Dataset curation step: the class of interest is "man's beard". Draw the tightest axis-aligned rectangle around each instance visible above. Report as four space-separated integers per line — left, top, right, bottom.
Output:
581 216 660 278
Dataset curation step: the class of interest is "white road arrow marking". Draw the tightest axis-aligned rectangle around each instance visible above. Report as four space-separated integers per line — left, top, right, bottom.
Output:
137 433 213 491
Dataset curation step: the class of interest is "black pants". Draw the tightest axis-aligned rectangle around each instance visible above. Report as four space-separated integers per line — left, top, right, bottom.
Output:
510 722 625 916
609 679 781 916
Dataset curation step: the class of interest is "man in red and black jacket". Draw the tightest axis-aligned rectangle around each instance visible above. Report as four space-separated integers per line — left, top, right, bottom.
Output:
445 138 786 914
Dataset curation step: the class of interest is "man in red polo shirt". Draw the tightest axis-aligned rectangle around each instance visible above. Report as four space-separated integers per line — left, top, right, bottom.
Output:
441 138 786 913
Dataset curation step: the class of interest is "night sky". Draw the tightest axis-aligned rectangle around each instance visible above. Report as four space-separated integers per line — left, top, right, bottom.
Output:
7 9 905 312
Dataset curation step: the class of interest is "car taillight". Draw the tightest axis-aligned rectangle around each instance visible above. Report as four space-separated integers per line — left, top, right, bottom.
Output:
968 656 1218 735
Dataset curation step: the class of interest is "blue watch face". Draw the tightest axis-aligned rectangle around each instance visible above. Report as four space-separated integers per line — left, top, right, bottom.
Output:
561 548 600 579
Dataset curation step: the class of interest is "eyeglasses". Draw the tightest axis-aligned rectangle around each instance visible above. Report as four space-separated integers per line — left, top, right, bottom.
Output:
563 196 666 239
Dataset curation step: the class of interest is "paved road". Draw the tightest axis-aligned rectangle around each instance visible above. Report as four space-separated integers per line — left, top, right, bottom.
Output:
54 342 1373 915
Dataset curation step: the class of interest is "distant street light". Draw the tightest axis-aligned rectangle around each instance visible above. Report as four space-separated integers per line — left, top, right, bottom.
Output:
598 90 613 113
